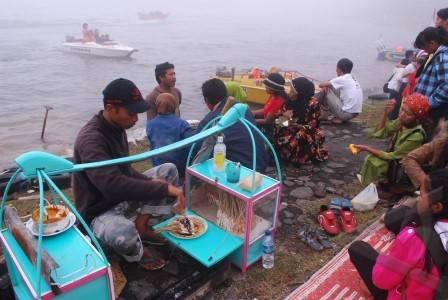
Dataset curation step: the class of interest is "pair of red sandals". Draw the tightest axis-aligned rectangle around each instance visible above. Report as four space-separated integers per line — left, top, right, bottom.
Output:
318 205 357 235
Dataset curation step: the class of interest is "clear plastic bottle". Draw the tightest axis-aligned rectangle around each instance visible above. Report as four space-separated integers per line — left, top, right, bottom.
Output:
213 136 226 172
262 229 274 269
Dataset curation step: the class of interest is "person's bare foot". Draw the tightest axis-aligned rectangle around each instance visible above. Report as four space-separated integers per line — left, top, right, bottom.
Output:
139 247 165 270
135 214 167 246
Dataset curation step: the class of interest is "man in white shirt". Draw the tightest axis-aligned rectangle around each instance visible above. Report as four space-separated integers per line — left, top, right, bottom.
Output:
318 58 363 124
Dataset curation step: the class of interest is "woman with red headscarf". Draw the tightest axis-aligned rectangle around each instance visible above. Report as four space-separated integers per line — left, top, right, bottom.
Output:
352 93 429 191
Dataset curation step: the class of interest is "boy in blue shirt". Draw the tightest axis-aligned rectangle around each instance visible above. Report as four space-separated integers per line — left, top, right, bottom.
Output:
146 93 195 176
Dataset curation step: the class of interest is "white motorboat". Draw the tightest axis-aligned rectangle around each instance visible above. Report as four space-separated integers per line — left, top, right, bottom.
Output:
138 11 169 23
61 40 137 58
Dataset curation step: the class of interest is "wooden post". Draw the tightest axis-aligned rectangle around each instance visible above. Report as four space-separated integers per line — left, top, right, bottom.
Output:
41 106 53 141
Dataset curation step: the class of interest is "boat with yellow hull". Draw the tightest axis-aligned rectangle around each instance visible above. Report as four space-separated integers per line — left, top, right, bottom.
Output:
218 73 320 105
240 85 270 105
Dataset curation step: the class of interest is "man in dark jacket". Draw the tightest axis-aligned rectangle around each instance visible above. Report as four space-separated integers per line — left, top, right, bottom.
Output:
194 78 268 172
73 78 184 270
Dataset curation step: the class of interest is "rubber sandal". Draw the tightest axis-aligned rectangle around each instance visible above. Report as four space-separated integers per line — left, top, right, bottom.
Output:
329 199 342 215
329 198 353 216
139 248 166 271
318 205 340 235
340 207 357 233
298 227 324 251
314 229 335 249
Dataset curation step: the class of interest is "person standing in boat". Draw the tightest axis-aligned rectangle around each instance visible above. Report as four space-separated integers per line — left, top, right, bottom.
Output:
146 62 182 120
73 78 185 271
317 58 363 124
81 23 95 43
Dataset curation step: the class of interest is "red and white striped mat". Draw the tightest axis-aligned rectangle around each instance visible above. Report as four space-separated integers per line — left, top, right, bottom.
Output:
286 220 394 300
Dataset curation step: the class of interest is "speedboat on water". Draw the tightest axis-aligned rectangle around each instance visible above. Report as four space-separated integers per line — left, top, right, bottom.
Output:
138 11 169 22
375 39 413 62
61 36 137 58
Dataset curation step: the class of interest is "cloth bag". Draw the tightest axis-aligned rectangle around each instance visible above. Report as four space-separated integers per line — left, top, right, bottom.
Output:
351 183 379 211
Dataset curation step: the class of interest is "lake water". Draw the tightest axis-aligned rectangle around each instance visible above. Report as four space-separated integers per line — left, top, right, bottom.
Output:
0 0 443 168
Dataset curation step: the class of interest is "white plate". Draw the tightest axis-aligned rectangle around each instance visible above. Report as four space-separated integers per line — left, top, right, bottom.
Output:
25 213 76 237
168 215 208 239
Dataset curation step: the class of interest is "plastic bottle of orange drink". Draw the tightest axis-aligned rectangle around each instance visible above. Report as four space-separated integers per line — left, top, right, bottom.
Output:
213 136 226 172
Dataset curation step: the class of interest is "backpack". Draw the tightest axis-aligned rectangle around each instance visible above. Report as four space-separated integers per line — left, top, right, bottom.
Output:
415 226 448 300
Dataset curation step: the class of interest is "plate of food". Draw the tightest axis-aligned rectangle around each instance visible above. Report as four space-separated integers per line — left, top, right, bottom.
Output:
26 205 76 236
158 215 208 239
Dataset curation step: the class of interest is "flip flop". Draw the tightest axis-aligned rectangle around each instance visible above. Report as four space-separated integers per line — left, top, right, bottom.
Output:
314 229 335 249
330 198 353 213
298 227 324 251
139 248 166 271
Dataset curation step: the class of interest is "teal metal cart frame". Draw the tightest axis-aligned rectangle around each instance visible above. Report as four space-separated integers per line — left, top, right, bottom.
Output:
0 104 282 299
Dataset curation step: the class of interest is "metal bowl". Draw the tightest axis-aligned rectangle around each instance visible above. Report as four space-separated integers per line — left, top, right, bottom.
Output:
32 205 70 235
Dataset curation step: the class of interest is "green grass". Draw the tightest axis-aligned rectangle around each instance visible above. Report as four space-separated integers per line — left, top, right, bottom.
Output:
8 101 388 300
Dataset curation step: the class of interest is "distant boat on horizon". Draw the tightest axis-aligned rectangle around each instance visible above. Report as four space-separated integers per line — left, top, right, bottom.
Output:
138 11 169 22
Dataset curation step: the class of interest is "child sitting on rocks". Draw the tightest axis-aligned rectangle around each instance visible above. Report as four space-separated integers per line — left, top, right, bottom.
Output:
318 58 363 124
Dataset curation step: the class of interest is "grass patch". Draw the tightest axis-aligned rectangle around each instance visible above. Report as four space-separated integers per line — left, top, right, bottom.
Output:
6 102 389 300
129 139 152 173
357 99 386 128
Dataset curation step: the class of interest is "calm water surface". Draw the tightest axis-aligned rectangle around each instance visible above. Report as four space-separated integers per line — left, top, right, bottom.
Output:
0 0 443 167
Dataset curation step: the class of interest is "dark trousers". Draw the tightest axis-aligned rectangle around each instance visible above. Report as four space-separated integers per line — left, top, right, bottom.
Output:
384 205 420 234
348 241 388 300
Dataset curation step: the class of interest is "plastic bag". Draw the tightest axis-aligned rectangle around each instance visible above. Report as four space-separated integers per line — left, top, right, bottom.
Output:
351 183 379 211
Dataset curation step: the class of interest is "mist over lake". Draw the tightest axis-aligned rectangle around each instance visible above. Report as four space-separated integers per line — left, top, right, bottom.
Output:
0 0 443 167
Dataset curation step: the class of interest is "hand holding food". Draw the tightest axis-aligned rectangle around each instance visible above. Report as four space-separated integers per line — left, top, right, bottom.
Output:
173 197 186 215
348 144 359 154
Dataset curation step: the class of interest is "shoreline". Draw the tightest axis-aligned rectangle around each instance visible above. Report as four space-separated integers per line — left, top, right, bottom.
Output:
2 101 389 299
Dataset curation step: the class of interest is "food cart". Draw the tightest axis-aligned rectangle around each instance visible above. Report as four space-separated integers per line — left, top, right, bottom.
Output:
0 103 282 299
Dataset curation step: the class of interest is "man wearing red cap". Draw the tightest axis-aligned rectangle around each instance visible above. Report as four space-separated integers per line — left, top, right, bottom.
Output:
73 78 185 270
